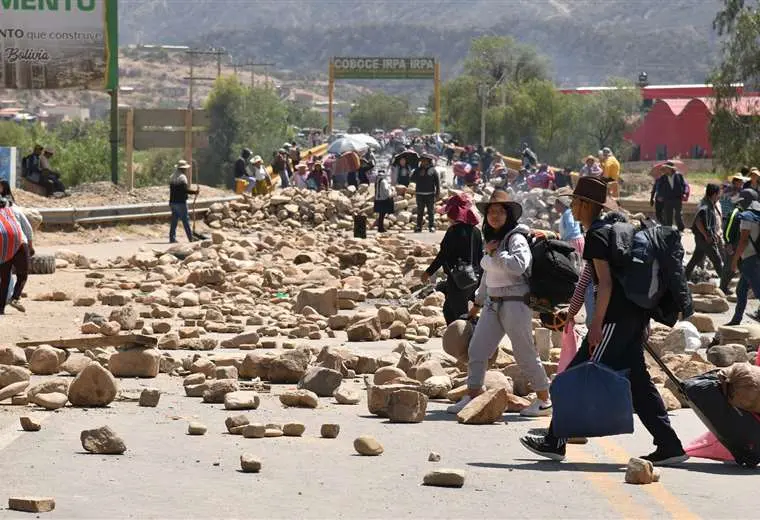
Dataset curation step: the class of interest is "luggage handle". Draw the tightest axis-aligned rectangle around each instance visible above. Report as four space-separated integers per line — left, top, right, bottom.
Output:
643 340 686 394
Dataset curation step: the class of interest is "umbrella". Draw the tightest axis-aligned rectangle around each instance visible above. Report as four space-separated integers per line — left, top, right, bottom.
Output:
349 133 381 150
650 159 688 177
392 150 419 169
391 129 404 136
407 127 422 136
326 136 368 156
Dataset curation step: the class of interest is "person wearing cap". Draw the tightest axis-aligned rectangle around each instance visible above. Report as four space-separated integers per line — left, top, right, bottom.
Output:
600 147 621 198
410 155 440 233
580 155 602 178
447 189 552 418
521 176 688 466
685 184 724 282
720 188 758 294
726 194 760 325
249 155 270 195
168 160 199 243
653 161 686 231
421 193 483 324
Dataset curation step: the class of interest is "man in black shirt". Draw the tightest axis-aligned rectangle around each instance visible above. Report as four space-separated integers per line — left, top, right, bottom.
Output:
234 149 252 181
169 160 199 243
411 155 441 233
521 176 688 467
685 184 723 281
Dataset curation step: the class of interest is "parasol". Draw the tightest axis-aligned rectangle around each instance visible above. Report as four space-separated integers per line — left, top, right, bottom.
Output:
392 150 420 169
326 136 369 156
650 159 688 177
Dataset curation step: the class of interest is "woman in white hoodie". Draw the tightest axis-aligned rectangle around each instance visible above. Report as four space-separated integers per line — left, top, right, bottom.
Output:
447 189 552 417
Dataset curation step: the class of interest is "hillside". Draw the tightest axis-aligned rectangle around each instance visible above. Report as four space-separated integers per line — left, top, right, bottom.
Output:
119 0 724 86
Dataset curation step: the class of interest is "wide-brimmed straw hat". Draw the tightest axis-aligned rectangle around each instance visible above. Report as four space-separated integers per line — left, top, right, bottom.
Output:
570 176 619 211
475 189 523 221
731 173 748 183
175 159 191 170
250 155 263 164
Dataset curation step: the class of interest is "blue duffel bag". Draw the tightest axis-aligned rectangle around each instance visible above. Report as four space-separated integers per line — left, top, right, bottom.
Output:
550 361 634 438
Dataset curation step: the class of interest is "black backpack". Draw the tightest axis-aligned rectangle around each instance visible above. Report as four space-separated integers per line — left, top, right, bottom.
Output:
522 233 581 312
21 154 33 177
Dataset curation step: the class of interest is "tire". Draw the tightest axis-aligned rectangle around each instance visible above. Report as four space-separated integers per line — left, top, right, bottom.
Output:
30 254 56 275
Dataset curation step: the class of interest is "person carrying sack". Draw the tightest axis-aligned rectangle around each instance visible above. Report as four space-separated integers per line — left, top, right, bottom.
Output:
447 189 552 418
422 193 483 324
521 176 688 466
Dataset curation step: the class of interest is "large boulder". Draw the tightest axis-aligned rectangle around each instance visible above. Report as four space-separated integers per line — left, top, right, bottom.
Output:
68 362 119 407
0 346 27 366
456 388 509 425
367 383 420 417
346 317 381 342
442 320 473 363
202 379 240 404
268 349 312 384
692 295 730 314
387 389 428 423
29 346 63 375
294 287 338 317
0 364 31 387
707 344 749 367
239 352 276 379
298 366 343 397
108 348 160 378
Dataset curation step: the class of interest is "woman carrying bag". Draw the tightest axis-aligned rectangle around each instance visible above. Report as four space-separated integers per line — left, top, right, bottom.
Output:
422 193 483 324
446 189 552 418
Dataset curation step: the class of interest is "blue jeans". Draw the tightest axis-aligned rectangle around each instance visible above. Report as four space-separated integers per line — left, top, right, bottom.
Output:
731 255 760 322
169 202 193 243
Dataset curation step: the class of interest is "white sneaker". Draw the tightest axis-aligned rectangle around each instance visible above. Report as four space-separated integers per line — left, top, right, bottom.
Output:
520 398 553 418
446 395 472 414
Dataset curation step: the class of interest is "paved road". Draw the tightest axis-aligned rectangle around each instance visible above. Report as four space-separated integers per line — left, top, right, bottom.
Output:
1 227 756 518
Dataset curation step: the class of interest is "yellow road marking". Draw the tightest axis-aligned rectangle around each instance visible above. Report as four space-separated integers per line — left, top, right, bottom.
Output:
596 437 700 520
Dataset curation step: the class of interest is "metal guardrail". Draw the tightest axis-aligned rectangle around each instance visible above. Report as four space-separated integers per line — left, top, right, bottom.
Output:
35 195 240 227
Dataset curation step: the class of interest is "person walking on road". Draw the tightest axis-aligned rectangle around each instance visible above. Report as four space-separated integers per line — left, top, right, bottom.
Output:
373 169 394 234
720 188 758 295
654 161 687 231
422 193 483 324
447 189 553 418
520 176 688 466
168 160 198 244
726 197 760 325
411 155 440 233
685 184 724 281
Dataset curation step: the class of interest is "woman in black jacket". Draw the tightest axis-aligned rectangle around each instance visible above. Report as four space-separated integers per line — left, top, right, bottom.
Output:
422 193 483 324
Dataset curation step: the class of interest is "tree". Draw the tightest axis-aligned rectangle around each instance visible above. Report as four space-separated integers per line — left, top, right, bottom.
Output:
464 36 549 90
201 76 289 187
576 79 642 151
709 0 760 168
349 93 411 131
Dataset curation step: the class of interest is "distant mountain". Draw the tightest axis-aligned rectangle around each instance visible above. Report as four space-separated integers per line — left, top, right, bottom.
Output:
119 0 724 86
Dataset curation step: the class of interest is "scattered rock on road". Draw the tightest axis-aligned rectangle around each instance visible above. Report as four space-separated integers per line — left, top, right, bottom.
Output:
354 435 383 456
387 389 428 423
34 392 68 410
428 452 441 462
81 426 127 454
279 389 319 409
456 388 509 425
0 381 29 402
67 362 118 407
423 469 466 488
8 497 55 513
625 457 660 485
20 416 41 432
187 422 208 436
139 388 161 407
298 366 343 397
321 424 340 438
224 391 260 410
240 453 262 473
333 386 360 405
283 422 306 437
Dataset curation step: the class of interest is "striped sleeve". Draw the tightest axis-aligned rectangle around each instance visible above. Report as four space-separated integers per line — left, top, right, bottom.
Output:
568 262 594 318
12 207 33 244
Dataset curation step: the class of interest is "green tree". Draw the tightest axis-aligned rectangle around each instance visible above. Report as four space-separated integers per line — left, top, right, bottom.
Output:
464 35 549 91
575 79 642 152
200 76 289 187
709 0 760 169
348 93 411 131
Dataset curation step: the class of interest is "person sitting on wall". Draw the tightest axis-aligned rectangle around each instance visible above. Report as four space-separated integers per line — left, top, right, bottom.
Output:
39 148 67 197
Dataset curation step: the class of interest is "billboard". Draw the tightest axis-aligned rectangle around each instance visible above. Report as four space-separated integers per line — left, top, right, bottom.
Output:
0 0 118 90
332 57 435 80
0 147 17 188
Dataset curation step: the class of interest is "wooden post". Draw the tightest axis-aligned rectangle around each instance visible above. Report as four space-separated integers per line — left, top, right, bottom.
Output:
434 61 441 134
125 107 135 190
328 60 334 135
184 108 193 186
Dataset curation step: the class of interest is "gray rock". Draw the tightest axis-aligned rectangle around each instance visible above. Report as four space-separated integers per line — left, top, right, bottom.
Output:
67 362 118 407
240 453 262 473
81 426 126 454
320 424 340 438
279 389 319 408
139 388 161 407
354 435 383 455
224 391 260 410
298 366 343 397
187 422 207 435
423 469 466 488
333 385 361 405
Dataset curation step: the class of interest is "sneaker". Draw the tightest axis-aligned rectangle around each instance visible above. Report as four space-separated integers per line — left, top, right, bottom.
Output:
414 228 422 233
520 435 566 461
749 312 760 324
724 320 741 327
9 299 25 313
520 398 553 417
446 395 472 414
428 228 435 233
641 448 689 467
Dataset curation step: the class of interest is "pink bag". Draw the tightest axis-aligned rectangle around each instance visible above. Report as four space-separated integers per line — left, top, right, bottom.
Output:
558 324 579 374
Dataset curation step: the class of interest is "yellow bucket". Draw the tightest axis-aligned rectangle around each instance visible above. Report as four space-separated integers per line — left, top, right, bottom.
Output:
234 178 249 194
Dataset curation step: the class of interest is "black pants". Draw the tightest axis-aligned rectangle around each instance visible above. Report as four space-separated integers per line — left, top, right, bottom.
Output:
0 246 29 314
442 279 475 325
685 234 723 281
654 200 664 223
662 199 685 231
376 212 388 233
416 194 435 231
546 313 683 453
720 248 737 292
347 171 358 187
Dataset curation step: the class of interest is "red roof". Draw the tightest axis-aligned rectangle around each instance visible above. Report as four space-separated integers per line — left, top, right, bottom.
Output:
655 97 760 116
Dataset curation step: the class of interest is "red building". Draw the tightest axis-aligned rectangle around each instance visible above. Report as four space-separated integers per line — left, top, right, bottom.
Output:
560 84 759 161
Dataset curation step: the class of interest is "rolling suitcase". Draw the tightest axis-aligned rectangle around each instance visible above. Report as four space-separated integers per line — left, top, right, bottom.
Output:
644 341 760 468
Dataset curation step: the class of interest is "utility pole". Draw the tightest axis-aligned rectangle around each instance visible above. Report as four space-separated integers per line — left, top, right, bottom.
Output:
479 84 487 147
237 59 275 89
185 48 226 108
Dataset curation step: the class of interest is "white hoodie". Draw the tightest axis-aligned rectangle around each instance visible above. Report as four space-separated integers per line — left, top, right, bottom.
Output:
474 223 532 305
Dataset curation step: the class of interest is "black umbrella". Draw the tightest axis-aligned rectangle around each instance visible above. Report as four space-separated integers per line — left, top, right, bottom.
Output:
392 150 419 169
